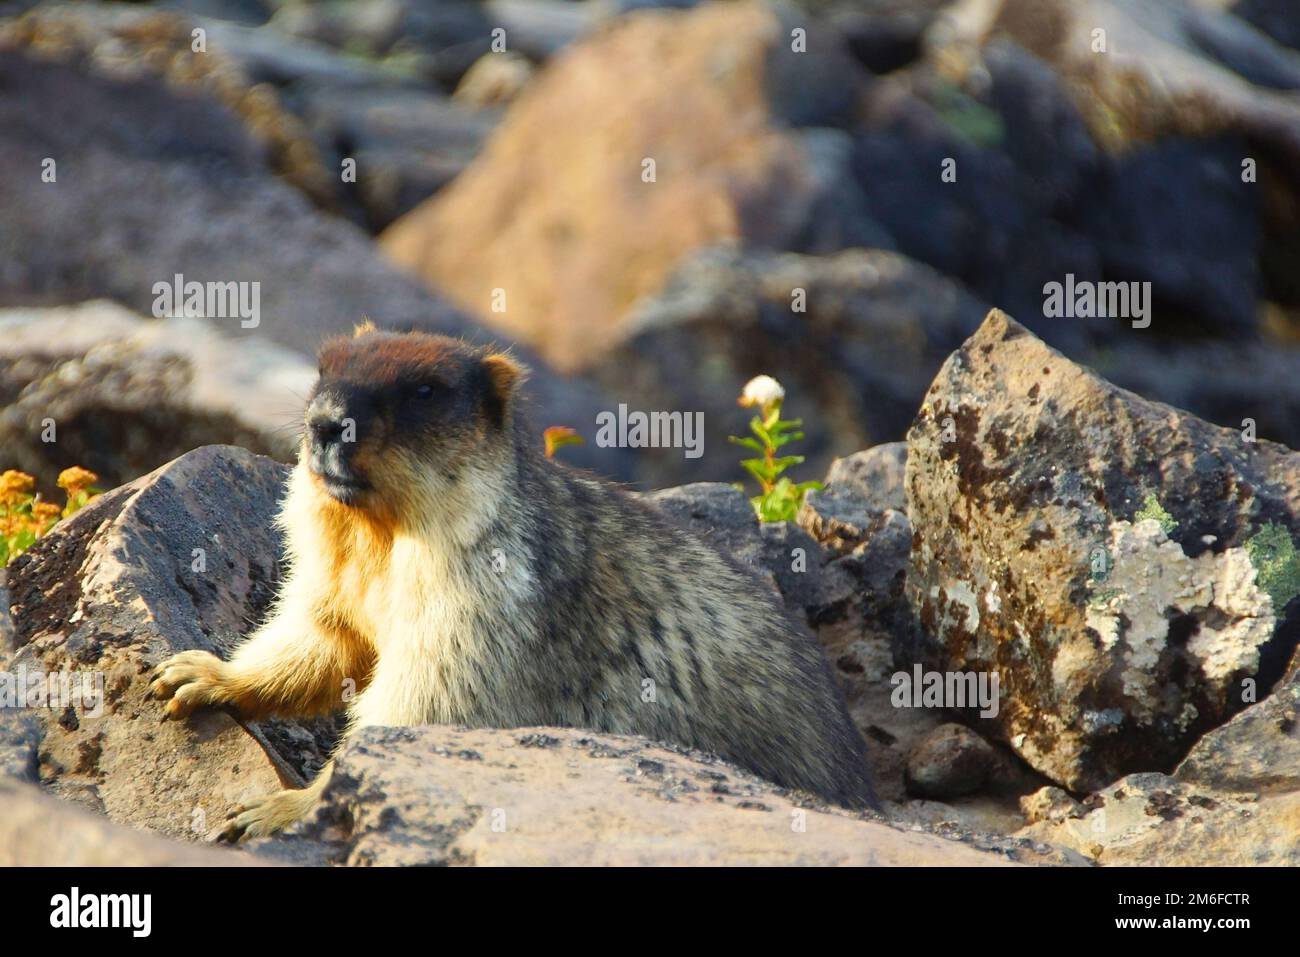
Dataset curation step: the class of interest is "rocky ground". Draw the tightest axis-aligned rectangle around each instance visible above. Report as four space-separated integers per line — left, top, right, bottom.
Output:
3 0 1300 864
5 312 1300 864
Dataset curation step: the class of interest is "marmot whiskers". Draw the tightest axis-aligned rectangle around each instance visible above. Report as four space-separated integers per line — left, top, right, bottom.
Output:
150 325 876 838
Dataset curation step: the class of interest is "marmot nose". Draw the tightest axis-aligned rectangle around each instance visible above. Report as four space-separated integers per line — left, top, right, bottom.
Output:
309 416 346 447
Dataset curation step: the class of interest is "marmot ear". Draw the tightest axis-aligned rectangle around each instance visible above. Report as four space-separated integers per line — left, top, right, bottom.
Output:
481 352 526 427
353 318 377 338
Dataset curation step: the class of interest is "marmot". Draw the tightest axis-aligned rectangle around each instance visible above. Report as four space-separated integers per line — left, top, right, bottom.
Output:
150 325 876 838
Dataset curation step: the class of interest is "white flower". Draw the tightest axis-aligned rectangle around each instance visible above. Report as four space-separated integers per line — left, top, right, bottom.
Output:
739 375 785 409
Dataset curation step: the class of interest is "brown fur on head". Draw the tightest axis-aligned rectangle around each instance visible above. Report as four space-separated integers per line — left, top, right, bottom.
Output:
303 325 526 518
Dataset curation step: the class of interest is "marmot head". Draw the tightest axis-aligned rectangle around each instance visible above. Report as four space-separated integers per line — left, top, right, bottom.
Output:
303 323 525 512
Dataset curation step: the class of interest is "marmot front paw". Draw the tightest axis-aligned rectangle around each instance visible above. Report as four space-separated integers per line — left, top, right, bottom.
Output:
147 649 231 720
217 787 319 842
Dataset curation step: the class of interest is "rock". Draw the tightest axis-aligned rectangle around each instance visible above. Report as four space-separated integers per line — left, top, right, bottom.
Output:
822 0 946 75
0 778 264 866
0 45 467 353
0 301 312 492
294 83 499 232
1073 136 1259 336
825 442 908 512
485 0 599 62
453 51 535 108
642 483 767 571
1174 674 1300 794
1231 0 1300 52
775 460 932 803
0 47 635 480
1018 786 1081 825
796 491 915 691
255 724 1027 866
989 0 1300 328
201 18 412 88
0 4 337 206
380 1 875 369
905 723 997 799
846 22 1273 342
906 309 1300 792
799 487 906 557
1016 772 1300 865
588 246 988 487
848 45 1104 347
270 0 494 90
3 446 337 840
639 482 867 636
1088 334 1300 453
641 479 914 675
892 796 1056 842
159 0 272 26
989 0 1300 160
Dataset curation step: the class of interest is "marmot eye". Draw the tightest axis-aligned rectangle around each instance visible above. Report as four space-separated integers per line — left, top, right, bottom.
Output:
413 383 436 400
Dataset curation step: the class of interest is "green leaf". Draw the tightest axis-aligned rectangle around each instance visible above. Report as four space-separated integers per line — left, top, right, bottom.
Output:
728 435 765 453
740 459 773 485
770 456 805 474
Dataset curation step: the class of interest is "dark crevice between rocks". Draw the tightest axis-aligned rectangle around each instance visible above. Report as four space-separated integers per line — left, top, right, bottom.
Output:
1257 597 1300 697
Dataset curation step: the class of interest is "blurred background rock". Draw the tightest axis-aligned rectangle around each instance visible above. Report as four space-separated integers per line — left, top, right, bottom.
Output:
2 0 1298 491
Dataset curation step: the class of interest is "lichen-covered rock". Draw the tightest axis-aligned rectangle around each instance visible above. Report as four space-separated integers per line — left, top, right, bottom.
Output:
906 309 1300 792
1018 786 1081 825
2 446 336 840
905 723 997 800
1016 772 1300 866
